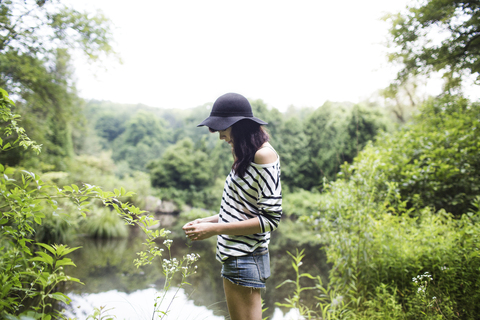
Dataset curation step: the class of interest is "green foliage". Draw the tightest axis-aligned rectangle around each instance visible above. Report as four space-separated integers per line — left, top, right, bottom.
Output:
349 94 480 217
312 182 480 318
385 0 480 89
250 99 284 139
148 138 213 190
276 249 320 319
0 89 190 319
82 207 129 239
85 96 391 197
62 152 152 209
94 112 127 143
0 162 166 317
0 88 41 155
275 116 309 189
0 0 115 170
286 95 480 319
86 306 115 320
301 101 388 188
110 111 171 171
34 209 77 244
283 189 321 218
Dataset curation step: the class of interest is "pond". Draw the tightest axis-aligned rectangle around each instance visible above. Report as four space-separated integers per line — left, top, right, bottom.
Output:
61 219 329 319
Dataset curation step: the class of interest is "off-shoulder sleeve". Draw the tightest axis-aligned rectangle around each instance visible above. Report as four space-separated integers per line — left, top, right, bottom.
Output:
252 162 282 233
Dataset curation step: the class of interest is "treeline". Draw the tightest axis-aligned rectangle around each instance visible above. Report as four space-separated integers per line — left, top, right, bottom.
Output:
74 98 391 209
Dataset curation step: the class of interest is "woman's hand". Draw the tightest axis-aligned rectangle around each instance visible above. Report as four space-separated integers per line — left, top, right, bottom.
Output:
182 220 217 241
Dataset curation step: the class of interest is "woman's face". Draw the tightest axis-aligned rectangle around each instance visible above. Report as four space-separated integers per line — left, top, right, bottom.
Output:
218 127 233 147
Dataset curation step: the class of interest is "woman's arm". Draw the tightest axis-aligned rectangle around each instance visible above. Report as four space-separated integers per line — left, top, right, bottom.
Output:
183 217 261 241
193 214 219 224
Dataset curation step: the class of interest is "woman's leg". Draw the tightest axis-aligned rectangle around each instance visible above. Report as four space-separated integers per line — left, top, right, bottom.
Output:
223 278 262 320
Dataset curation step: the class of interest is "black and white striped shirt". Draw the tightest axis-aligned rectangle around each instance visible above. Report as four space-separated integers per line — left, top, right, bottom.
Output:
216 157 282 262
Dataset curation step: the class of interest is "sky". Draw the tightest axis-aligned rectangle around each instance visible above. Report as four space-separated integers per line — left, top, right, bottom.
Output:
70 0 427 111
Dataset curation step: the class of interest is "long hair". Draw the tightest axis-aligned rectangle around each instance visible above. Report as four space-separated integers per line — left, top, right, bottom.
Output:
231 119 270 178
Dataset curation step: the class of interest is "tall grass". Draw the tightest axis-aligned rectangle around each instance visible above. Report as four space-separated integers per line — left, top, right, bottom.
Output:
83 207 129 239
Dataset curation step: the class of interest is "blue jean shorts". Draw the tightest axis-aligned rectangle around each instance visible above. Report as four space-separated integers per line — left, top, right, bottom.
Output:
221 247 271 289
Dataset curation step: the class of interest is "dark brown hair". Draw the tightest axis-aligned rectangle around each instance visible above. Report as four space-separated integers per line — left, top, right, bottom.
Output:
230 119 270 177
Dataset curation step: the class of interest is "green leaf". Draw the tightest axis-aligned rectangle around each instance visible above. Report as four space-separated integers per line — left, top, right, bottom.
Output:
56 245 82 257
31 252 54 266
36 243 56 255
55 258 76 268
66 276 84 284
33 215 42 225
4 167 15 175
275 279 295 289
48 292 71 304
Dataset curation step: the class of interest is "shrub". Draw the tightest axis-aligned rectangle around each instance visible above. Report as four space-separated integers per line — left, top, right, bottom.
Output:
283 189 322 218
345 94 480 217
0 88 177 319
297 95 480 318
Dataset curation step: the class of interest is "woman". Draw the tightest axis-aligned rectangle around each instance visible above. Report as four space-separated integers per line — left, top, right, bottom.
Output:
182 92 282 320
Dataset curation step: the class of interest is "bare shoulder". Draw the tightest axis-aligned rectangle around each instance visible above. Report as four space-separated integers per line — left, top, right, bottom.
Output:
254 143 278 164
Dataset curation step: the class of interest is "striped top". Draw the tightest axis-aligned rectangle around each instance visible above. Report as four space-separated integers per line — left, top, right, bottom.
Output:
216 157 282 262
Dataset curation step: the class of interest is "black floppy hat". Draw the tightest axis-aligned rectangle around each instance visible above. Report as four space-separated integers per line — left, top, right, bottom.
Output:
197 93 267 131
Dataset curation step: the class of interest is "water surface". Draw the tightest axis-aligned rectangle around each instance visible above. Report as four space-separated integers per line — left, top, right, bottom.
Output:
62 220 329 319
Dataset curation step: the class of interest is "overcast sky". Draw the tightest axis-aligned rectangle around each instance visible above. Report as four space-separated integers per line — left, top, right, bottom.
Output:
70 0 428 111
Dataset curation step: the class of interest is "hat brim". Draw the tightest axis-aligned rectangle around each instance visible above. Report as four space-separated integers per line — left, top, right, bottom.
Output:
197 116 267 131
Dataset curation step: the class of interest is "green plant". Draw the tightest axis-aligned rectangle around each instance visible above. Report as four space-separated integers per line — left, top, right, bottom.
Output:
351 94 480 217
289 95 480 319
283 189 321 218
83 206 129 239
152 245 200 319
0 88 200 319
24 243 82 318
276 249 321 319
86 306 116 320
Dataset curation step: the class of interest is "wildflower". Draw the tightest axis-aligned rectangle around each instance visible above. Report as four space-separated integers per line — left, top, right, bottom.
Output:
163 239 173 249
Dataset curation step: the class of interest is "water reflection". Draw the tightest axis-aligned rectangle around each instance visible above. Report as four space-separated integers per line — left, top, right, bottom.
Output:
63 220 329 319
65 288 224 320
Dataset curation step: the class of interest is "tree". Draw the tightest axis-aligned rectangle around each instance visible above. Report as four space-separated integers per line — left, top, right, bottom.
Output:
0 0 115 169
302 102 388 189
148 138 213 190
0 88 170 319
385 0 480 90
95 112 127 143
367 94 480 217
111 111 171 171
275 116 309 190
250 99 284 139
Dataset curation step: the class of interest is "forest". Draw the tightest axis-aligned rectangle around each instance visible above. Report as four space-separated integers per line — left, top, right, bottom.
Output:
1 0 480 319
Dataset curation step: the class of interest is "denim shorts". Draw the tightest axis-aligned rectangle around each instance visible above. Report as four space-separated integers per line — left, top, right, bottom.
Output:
221 247 271 289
